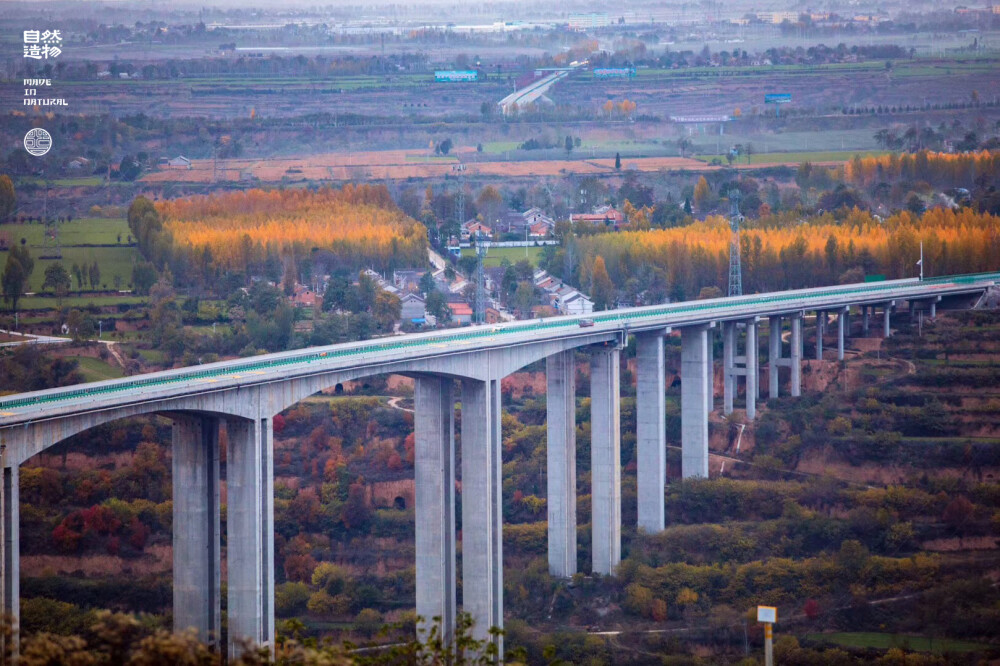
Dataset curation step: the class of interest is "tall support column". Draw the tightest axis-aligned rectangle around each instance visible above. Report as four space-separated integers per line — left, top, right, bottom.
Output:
909 301 916 319
843 309 850 338
723 322 736 415
590 348 621 575
2 465 19 655
461 378 503 650
837 308 847 361
746 320 758 420
226 417 274 659
636 334 666 534
768 315 781 399
930 300 937 319
172 415 221 646
706 328 714 415
414 376 456 642
546 352 577 576
815 311 824 361
862 306 870 335
790 314 802 398
681 326 711 479
883 304 892 338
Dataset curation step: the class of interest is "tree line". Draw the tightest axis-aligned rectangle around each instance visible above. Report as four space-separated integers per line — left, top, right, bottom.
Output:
545 207 1000 305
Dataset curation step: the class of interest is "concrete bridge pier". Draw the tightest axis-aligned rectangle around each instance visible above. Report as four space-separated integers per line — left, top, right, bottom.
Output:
790 314 803 397
636 333 666 534
171 415 221 646
745 320 759 420
681 325 712 479
930 297 939 318
226 417 275 658
590 347 621 575
723 322 737 415
768 316 781 399
815 310 824 360
883 301 895 338
2 464 19 654
862 306 870 335
461 378 504 650
723 321 756 419
414 376 456 643
837 307 849 361
546 352 577 576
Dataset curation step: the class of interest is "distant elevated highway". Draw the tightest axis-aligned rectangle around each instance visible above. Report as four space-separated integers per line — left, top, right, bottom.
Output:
498 62 584 114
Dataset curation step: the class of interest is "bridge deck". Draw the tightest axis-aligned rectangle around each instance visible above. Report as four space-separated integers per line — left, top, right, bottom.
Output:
0 271 996 425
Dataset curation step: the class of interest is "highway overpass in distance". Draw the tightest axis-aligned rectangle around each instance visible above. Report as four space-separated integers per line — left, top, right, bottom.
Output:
498 63 583 114
1 270 997 658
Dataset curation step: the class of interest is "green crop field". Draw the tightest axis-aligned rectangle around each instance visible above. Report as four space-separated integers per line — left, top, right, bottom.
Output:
1 218 131 248
66 356 125 383
18 294 146 311
695 150 888 165
26 247 140 293
482 141 524 154
460 246 544 267
804 633 991 654
19 176 109 187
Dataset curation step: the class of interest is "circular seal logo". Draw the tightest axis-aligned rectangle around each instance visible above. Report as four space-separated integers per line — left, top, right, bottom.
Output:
24 128 52 157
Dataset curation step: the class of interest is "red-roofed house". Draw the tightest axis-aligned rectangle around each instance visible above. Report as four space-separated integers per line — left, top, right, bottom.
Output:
447 302 473 324
570 205 626 228
291 284 317 307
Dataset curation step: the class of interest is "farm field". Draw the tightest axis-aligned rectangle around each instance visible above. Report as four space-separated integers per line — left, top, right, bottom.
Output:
139 146 887 185
18 295 146 311
460 246 544 267
1 218 132 247
695 149 888 164
66 356 125 382
26 247 138 293
804 633 991 654
140 151 718 184
2 217 140 295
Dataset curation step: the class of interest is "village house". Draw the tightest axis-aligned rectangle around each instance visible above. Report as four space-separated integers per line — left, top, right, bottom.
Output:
494 208 556 237
570 205 625 229
400 292 427 323
291 283 317 308
460 220 493 242
447 302 473 324
533 269 594 316
392 269 424 294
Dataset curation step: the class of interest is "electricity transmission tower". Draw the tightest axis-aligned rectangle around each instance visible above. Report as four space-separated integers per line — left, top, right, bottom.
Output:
728 188 744 297
474 229 489 324
453 163 466 225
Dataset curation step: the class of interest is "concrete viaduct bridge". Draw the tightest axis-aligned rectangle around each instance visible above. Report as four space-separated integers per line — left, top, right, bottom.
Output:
0 272 996 657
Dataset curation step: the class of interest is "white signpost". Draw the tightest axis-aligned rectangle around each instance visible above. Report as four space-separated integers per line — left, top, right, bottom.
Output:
757 606 777 665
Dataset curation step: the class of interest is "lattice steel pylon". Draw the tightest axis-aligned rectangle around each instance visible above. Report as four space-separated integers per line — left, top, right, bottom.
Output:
728 188 744 297
474 229 489 324
453 163 466 225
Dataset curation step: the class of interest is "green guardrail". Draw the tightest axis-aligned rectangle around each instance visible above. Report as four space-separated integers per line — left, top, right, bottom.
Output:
1 272 997 413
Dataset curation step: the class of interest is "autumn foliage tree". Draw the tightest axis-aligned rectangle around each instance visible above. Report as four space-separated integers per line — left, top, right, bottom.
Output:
554 207 1000 303
590 255 614 310
133 185 427 289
